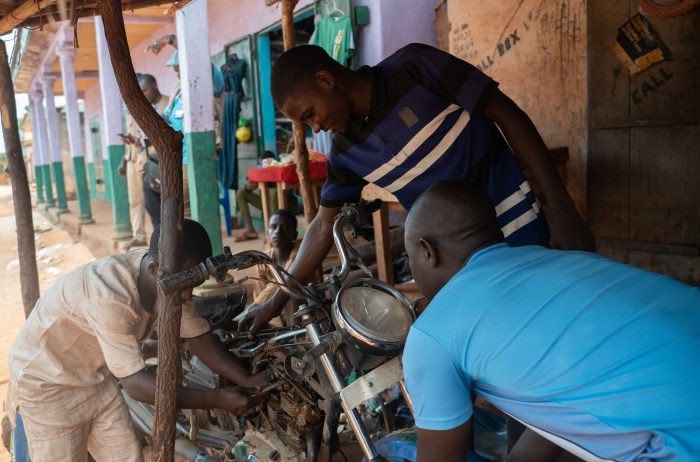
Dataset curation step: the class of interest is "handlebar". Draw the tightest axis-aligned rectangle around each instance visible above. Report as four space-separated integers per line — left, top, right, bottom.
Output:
158 200 382 296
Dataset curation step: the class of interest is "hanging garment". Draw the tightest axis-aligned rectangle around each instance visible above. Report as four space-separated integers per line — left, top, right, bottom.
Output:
311 14 355 66
220 55 248 190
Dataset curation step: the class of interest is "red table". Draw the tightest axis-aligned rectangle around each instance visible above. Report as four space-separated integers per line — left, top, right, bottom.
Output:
248 160 327 235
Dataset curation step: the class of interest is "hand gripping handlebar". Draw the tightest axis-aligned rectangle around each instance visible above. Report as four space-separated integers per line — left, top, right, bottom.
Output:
159 249 273 294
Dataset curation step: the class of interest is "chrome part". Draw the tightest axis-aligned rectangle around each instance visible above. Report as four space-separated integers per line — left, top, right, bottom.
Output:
306 322 380 461
340 357 404 410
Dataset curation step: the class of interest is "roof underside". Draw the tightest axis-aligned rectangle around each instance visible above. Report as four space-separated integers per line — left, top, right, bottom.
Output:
10 2 179 94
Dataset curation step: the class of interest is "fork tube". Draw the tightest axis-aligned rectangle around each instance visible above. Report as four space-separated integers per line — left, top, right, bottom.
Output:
305 323 382 461
398 379 415 415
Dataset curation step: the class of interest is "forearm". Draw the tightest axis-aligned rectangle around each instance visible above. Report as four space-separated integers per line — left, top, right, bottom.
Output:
120 369 217 409
487 95 570 205
186 333 252 386
505 429 563 462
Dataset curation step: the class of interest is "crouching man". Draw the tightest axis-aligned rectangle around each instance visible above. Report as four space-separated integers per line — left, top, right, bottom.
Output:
402 180 700 461
4 219 267 461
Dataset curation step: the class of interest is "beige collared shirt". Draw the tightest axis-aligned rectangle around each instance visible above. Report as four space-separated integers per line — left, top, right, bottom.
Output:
125 94 170 165
7 250 209 413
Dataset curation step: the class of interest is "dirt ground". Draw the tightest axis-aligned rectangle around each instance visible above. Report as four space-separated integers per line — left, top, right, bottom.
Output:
0 185 95 462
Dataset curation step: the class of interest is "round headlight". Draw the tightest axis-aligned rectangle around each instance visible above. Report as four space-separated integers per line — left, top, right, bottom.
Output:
332 279 415 357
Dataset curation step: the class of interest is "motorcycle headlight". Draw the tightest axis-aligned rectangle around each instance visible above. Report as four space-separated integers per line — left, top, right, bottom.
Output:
332 278 415 359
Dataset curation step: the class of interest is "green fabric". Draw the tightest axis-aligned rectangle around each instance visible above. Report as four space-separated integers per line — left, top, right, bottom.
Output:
105 144 132 238
72 156 94 223
51 161 68 213
184 131 222 253
311 14 355 65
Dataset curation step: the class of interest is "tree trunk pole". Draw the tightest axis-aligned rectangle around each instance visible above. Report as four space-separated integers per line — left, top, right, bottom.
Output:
280 0 317 223
0 40 40 318
96 1 184 461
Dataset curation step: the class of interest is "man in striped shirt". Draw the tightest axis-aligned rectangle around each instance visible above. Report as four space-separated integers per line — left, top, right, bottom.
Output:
239 43 595 335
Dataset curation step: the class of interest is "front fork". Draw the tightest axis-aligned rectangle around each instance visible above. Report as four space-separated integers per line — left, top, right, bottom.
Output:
305 322 387 462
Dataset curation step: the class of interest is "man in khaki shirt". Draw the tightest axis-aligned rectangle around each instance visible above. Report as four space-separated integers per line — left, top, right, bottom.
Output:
118 74 170 248
5 219 268 461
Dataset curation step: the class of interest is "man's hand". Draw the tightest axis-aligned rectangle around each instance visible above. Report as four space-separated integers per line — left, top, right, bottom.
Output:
213 387 249 414
237 302 281 338
242 369 273 389
119 133 136 145
145 34 175 54
245 182 258 192
118 158 127 177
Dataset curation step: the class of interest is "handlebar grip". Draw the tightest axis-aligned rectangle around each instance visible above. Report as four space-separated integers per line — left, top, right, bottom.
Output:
158 262 210 294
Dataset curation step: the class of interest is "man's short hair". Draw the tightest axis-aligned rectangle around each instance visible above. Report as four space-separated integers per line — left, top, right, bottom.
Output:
271 45 344 107
148 219 213 264
270 208 297 228
137 73 157 87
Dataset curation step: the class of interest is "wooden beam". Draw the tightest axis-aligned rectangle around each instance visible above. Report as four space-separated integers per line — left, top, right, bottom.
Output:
80 13 174 25
279 0 317 226
46 70 99 79
0 0 55 36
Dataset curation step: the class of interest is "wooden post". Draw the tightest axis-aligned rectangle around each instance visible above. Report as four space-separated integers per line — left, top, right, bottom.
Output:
96 1 184 461
280 0 317 224
0 40 40 317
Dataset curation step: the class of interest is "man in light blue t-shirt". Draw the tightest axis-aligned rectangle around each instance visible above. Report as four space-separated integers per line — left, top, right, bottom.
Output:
402 180 700 462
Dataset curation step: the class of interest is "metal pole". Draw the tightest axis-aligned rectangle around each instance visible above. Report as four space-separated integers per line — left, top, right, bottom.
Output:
305 322 383 461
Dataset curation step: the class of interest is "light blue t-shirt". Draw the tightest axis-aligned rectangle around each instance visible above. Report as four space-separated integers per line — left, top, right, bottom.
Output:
164 64 224 165
403 243 700 461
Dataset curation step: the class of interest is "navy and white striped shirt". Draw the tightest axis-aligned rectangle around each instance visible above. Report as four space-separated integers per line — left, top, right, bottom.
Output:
320 43 549 247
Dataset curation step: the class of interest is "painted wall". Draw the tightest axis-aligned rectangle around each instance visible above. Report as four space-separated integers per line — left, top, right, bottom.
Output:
83 0 316 133
587 3 699 284
354 0 437 66
448 0 589 212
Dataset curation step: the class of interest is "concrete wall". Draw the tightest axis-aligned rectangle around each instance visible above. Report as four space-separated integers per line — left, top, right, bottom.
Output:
354 0 436 66
447 0 589 213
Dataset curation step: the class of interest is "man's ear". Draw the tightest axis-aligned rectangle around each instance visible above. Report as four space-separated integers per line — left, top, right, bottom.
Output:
147 259 159 276
418 238 439 268
314 70 335 89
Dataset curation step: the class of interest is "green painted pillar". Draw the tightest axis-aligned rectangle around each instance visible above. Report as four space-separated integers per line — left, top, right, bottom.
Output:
104 144 131 239
58 40 94 224
185 131 222 253
42 164 55 207
103 158 113 202
34 165 45 204
72 156 94 224
52 161 69 214
87 162 97 199
42 75 69 215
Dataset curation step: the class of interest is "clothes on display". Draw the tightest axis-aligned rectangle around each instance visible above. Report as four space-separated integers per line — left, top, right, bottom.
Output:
220 54 247 190
311 14 355 66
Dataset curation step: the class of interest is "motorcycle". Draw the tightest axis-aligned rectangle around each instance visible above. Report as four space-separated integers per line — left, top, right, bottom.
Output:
127 200 421 462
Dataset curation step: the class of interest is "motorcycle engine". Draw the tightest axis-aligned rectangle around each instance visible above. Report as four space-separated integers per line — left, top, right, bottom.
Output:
252 344 324 452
